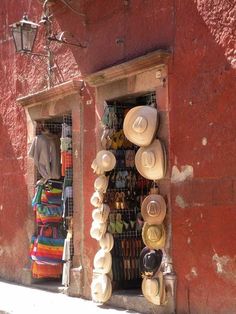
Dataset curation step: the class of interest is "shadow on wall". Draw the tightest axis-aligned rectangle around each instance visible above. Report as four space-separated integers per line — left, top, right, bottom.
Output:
0 114 33 282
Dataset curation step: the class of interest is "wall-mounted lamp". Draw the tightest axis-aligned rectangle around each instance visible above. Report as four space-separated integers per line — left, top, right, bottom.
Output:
10 15 39 54
9 0 86 88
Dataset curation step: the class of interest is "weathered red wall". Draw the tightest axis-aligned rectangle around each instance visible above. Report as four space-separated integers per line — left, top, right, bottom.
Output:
0 0 235 312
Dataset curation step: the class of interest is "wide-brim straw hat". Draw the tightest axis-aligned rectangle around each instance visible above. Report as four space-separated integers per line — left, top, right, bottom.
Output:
93 249 112 274
90 220 107 241
91 273 112 304
92 204 110 223
142 222 166 250
96 150 116 172
135 139 166 180
99 232 114 253
142 272 166 305
141 194 166 224
90 191 104 208
94 175 109 193
123 106 159 147
139 246 163 277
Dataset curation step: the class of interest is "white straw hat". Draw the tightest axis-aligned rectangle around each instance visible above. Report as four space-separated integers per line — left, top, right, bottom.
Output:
94 175 109 193
135 139 166 180
142 272 166 305
141 194 166 224
90 220 107 241
123 106 159 147
99 232 114 253
91 273 112 304
92 204 110 223
93 249 112 274
96 150 116 172
90 191 104 208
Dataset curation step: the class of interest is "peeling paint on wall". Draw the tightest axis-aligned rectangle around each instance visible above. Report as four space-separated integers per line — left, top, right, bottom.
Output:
212 253 236 283
175 195 188 208
171 165 194 183
185 267 198 280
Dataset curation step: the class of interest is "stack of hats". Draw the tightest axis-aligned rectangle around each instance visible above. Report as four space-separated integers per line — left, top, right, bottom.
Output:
123 105 167 305
90 150 116 303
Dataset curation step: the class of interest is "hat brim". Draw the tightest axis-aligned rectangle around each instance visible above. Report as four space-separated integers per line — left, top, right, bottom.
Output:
96 150 116 172
142 222 166 250
141 194 166 225
142 277 161 305
135 139 166 180
123 106 159 147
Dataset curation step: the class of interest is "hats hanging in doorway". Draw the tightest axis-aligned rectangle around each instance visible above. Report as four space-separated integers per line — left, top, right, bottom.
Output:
92 204 110 224
141 272 166 305
93 249 112 274
90 220 107 241
91 273 112 304
123 105 159 147
96 150 116 172
94 175 109 193
141 193 166 225
99 232 114 253
139 247 163 277
142 222 166 250
135 139 166 180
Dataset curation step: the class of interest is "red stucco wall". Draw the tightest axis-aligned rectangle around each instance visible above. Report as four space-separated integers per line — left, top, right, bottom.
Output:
0 0 235 313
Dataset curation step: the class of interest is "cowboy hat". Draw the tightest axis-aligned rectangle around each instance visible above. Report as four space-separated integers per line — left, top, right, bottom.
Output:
142 222 166 250
139 247 163 277
99 232 114 253
90 191 104 208
93 249 112 274
96 150 116 172
141 194 166 224
92 204 110 224
135 139 166 180
91 159 105 175
94 175 109 193
91 273 112 303
90 220 107 241
142 272 166 305
123 106 159 147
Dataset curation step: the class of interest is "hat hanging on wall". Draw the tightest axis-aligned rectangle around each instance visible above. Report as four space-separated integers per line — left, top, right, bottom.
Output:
141 194 166 225
90 220 107 241
92 204 110 224
94 175 109 193
90 191 104 208
96 150 116 172
91 273 112 304
135 139 166 180
139 246 163 277
123 105 159 147
99 232 114 253
141 272 166 305
93 249 112 274
142 222 166 250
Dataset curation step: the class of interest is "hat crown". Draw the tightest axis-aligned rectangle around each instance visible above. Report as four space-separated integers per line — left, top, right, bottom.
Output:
147 226 161 242
142 151 156 169
147 200 161 217
144 252 159 271
132 116 148 134
102 154 111 167
94 175 108 191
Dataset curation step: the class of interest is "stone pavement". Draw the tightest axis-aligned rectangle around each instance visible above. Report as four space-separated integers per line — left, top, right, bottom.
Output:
0 280 140 314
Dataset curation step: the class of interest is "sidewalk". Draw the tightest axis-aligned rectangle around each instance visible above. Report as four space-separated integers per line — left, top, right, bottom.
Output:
0 281 140 314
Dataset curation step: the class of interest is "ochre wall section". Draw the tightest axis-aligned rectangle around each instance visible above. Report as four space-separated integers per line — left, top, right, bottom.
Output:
0 0 235 313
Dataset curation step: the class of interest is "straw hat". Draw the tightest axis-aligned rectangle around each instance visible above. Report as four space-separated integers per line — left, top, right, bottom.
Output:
91 273 112 304
92 204 110 223
139 247 163 277
142 222 166 250
96 150 116 172
90 191 104 208
99 232 114 253
93 249 112 274
123 106 159 147
94 175 109 193
135 139 166 180
141 194 166 224
90 220 107 241
142 272 166 305
91 159 105 175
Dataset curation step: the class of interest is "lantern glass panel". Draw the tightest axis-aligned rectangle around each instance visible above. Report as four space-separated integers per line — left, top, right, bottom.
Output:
22 24 37 52
12 25 23 52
